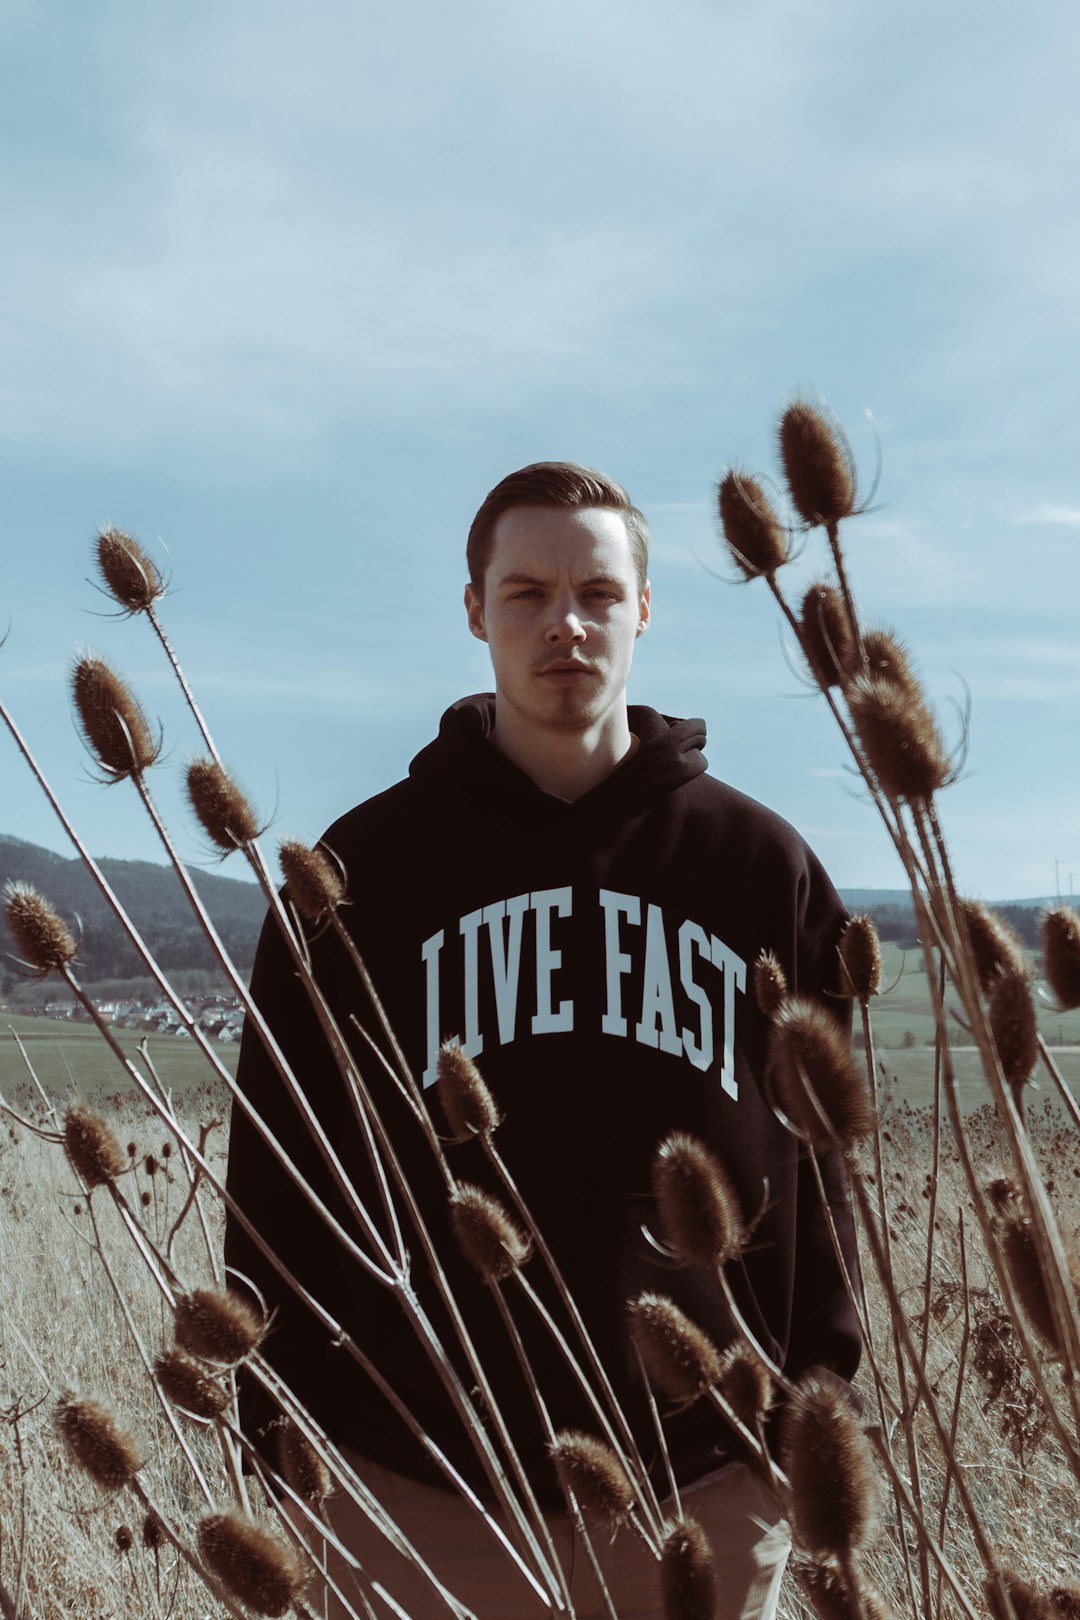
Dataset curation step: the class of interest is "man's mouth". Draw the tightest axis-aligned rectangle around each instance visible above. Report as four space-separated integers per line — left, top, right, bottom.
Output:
540 661 595 676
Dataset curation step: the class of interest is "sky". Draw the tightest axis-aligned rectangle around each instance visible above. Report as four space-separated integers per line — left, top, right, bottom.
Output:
1 0 1078 903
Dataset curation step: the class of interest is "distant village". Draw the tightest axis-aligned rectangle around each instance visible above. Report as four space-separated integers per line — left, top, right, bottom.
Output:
17 993 247 1041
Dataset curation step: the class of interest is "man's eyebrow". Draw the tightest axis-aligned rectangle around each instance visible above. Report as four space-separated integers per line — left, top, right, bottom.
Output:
495 572 626 588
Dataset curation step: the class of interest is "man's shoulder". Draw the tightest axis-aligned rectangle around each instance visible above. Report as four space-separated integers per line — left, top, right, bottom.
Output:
682 769 820 862
317 777 427 861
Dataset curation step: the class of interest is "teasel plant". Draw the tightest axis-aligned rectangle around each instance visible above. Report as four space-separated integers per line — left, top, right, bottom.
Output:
718 397 1080 1620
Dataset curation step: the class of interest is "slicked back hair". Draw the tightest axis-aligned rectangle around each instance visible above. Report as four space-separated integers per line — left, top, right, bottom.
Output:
467 462 650 597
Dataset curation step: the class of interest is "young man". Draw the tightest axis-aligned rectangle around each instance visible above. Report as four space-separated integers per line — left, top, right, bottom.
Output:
225 463 860 1620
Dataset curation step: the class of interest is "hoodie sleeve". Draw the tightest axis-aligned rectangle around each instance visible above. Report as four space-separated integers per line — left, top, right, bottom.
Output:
783 877 863 1390
223 903 355 1455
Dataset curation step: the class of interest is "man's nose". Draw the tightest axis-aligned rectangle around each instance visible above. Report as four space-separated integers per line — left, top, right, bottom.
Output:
545 601 586 642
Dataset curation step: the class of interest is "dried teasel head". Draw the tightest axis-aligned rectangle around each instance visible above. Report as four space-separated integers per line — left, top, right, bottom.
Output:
715 1341 773 1432
54 1394 144 1490
958 899 1028 993
71 654 160 779
63 1104 126 1188
276 1420 332 1503
95 527 165 615
154 1349 229 1419
449 1184 531 1282
781 1373 879 1560
197 1511 306 1617
4 881 78 976
437 1042 502 1140
114 1524 134 1553
660 1517 716 1620
278 839 344 922
1042 905 1080 1011
549 1431 635 1530
839 915 882 1001
997 1208 1080 1361
142 1512 164 1550
174 1288 265 1364
797 1563 892 1620
626 1292 722 1404
847 674 950 802
185 758 259 852
800 583 859 690
988 968 1038 1103
753 949 788 1019
985 1571 1080 1620
768 1000 874 1149
652 1132 744 1267
717 470 789 580
861 626 917 695
778 400 856 528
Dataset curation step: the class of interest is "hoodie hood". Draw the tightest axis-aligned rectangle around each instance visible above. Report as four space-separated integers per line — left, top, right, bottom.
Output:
409 692 708 820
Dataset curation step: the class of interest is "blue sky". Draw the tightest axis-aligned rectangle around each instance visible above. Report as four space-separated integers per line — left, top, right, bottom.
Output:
1 0 1078 901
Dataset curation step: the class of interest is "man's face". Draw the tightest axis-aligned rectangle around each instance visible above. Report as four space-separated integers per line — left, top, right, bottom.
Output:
464 505 650 736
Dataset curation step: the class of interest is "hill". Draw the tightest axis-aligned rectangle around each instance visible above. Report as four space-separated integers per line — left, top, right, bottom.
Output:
0 834 265 995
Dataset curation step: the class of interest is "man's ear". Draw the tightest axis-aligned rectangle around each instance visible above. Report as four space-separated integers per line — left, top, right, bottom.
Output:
636 581 651 636
464 583 488 642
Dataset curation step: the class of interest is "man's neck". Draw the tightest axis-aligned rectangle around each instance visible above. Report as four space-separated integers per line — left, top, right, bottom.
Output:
490 708 638 802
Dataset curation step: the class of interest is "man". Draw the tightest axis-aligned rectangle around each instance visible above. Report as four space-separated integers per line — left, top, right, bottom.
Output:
225 463 860 1619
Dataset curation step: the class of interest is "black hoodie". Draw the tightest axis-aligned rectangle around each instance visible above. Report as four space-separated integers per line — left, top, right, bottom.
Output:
225 695 860 1509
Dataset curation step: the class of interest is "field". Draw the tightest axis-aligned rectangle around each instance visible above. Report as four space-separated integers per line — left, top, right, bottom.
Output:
2 959 1080 1619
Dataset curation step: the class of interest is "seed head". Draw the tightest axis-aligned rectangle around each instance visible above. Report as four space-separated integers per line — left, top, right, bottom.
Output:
278 839 344 922
449 1184 531 1282
71 654 159 779
54 1394 144 1490
549 1431 635 1529
276 1420 332 1503
185 758 259 852
798 1564 892 1620
781 1374 879 1559
174 1288 264 1364
778 400 855 527
717 470 789 580
652 1132 744 1267
154 1349 229 1419
769 1000 874 1148
998 1211 1080 1360
839 915 882 1001
847 674 949 801
4 881 77 975
800 583 859 690
1042 906 1080 1011
988 969 1038 1102
627 1292 722 1404
197 1511 306 1617
715 1342 773 1432
95 527 164 614
114 1524 133 1553
660 1517 716 1620
142 1512 164 1550
985 1571 1079 1620
862 626 917 695
63 1104 126 1188
958 900 1028 993
753 949 788 1019
437 1042 502 1140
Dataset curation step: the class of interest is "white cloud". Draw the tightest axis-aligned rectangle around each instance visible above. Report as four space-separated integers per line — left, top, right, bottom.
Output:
1014 504 1080 528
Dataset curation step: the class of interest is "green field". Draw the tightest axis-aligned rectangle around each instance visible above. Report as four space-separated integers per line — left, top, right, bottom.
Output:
4 940 1077 1112
0 1010 240 1100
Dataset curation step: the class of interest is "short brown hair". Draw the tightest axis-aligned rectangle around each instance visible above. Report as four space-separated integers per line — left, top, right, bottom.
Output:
466 462 650 596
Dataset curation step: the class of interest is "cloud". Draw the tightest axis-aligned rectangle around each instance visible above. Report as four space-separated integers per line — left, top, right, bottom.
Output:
1014 504 1080 528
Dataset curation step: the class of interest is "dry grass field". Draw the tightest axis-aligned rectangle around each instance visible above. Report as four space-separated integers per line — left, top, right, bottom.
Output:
2 1025 1078 1618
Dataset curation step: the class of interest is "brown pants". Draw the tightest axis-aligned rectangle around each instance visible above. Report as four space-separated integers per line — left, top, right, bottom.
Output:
301 1451 791 1620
